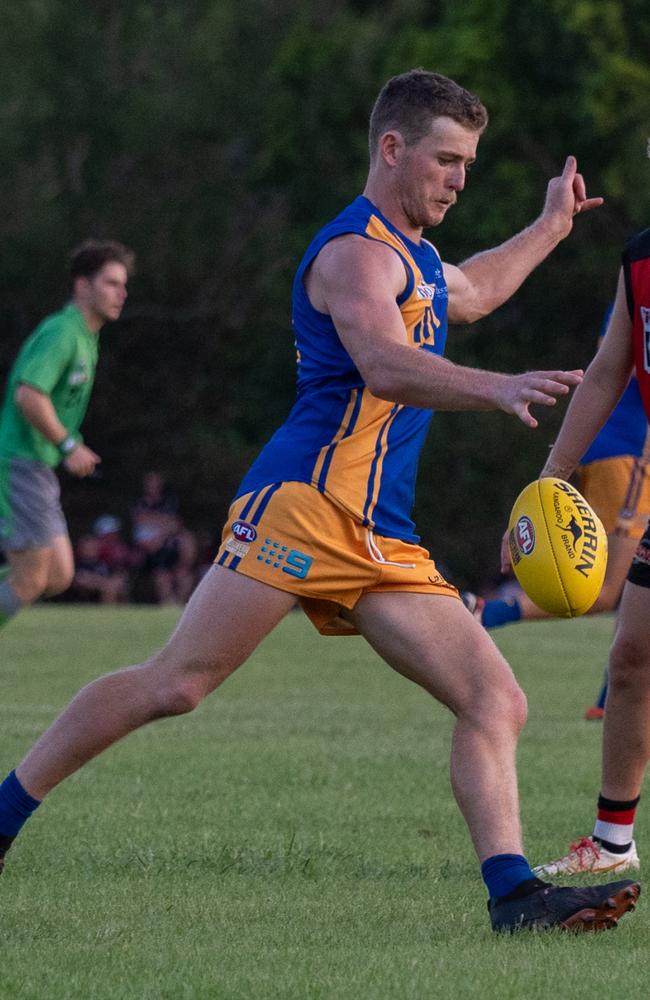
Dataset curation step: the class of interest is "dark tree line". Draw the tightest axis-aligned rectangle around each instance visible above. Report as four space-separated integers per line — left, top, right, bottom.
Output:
1 0 648 585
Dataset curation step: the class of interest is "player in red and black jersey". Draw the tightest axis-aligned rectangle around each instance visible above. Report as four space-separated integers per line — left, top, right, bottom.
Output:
526 226 650 878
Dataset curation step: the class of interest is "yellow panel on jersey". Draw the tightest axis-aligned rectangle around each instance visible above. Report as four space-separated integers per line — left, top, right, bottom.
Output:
235 195 449 543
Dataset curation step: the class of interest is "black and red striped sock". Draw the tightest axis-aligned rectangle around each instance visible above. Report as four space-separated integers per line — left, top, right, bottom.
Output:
593 794 640 853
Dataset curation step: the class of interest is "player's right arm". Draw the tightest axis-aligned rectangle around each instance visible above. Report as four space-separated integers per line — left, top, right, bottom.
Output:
540 269 634 480
15 384 100 477
307 234 582 426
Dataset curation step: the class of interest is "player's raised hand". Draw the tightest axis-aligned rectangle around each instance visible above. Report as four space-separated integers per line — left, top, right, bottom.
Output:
542 156 603 238
63 443 101 477
498 369 583 428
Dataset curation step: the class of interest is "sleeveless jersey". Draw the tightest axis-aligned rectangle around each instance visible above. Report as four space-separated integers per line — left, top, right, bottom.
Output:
235 195 449 542
623 227 650 421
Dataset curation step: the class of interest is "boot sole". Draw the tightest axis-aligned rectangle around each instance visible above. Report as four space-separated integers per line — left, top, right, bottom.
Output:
560 883 641 931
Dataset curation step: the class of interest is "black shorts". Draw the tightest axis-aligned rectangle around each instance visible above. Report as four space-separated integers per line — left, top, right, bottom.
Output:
628 517 650 589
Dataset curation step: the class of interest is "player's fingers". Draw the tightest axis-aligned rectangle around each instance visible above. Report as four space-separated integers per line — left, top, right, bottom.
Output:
561 155 577 180
575 196 604 214
515 403 538 428
535 378 571 395
537 369 583 385
573 172 587 202
524 389 558 407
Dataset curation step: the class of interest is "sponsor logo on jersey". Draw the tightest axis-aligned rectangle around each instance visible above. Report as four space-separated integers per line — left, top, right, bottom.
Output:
515 516 535 555
232 520 257 543
68 369 89 385
416 283 436 300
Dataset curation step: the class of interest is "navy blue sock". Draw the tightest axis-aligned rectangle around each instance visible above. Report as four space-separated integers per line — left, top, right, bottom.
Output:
0 770 41 837
596 676 608 710
481 853 535 898
481 598 522 630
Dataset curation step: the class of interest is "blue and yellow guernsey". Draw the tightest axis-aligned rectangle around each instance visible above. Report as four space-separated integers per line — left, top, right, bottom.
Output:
235 196 449 543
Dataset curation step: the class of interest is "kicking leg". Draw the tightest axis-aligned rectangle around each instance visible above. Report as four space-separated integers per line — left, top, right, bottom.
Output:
16 566 297 799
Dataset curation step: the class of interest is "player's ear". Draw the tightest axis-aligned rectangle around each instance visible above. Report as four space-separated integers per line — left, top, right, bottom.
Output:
73 275 91 300
379 130 405 167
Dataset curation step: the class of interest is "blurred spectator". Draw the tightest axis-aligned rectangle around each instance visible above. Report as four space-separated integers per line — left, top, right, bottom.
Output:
131 472 198 605
72 515 133 604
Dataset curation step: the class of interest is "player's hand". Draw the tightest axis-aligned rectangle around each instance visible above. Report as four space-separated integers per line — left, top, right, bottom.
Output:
63 443 101 477
498 369 583 428
541 156 603 238
500 528 512 574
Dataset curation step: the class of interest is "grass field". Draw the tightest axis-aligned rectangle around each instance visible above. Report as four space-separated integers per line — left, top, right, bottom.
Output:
1 606 648 999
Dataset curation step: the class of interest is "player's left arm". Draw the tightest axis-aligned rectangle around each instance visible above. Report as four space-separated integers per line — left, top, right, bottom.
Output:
445 156 603 323
540 269 634 480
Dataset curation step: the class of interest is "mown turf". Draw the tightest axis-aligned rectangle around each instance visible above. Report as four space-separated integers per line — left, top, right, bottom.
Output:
0 607 647 999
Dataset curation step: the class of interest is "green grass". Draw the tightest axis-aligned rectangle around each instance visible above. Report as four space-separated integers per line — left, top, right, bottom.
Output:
1 607 648 999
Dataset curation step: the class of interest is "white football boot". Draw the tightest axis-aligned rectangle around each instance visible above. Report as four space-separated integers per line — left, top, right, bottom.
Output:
533 836 640 877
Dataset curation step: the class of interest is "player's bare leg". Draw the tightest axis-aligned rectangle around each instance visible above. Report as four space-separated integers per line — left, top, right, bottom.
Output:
6 546 54 604
16 566 297 799
347 592 527 860
533 579 650 879
601 581 650 799
42 533 75 597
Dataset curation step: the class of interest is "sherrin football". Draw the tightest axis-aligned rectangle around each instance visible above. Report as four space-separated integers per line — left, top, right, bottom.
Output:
508 478 607 616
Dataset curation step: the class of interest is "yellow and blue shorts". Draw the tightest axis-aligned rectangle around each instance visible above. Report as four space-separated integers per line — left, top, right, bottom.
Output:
577 456 650 538
214 482 458 635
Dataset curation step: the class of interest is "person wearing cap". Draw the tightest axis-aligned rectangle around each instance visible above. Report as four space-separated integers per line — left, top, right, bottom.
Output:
72 515 134 605
0 240 134 629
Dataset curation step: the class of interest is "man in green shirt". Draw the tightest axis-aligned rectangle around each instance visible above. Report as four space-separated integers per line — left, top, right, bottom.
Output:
0 240 134 628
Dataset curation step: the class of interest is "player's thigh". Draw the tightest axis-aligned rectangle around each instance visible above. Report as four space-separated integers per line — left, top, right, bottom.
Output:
155 564 297 685
348 591 523 717
605 532 639 584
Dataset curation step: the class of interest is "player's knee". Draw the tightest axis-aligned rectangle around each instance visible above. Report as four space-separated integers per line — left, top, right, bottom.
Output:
463 676 527 735
493 681 528 734
155 663 212 717
44 565 75 597
609 635 650 693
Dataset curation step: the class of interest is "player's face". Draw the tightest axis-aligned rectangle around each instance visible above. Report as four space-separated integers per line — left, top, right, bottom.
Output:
77 262 129 326
395 116 480 229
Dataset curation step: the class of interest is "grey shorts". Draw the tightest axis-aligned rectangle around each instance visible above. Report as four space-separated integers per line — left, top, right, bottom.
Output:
0 457 67 551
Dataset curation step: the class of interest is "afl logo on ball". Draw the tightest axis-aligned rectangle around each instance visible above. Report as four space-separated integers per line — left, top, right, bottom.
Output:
516 516 535 555
232 520 257 543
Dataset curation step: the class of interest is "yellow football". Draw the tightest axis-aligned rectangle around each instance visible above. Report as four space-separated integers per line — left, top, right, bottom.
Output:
507 478 608 616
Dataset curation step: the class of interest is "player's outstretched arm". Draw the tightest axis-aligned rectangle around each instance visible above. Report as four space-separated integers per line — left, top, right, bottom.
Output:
310 234 582 419
541 270 633 480
445 156 603 324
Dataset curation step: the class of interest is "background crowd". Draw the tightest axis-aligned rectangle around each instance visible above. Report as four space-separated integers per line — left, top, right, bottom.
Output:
69 471 202 605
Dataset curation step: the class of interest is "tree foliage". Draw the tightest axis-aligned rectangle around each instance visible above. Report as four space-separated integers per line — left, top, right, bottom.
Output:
0 0 648 583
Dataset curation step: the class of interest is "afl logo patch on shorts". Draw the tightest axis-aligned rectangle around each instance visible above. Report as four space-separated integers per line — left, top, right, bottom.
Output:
232 520 257 543
515 516 535 556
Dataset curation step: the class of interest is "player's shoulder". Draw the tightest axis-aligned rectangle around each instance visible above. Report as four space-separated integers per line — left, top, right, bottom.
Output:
315 231 404 291
623 226 650 262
